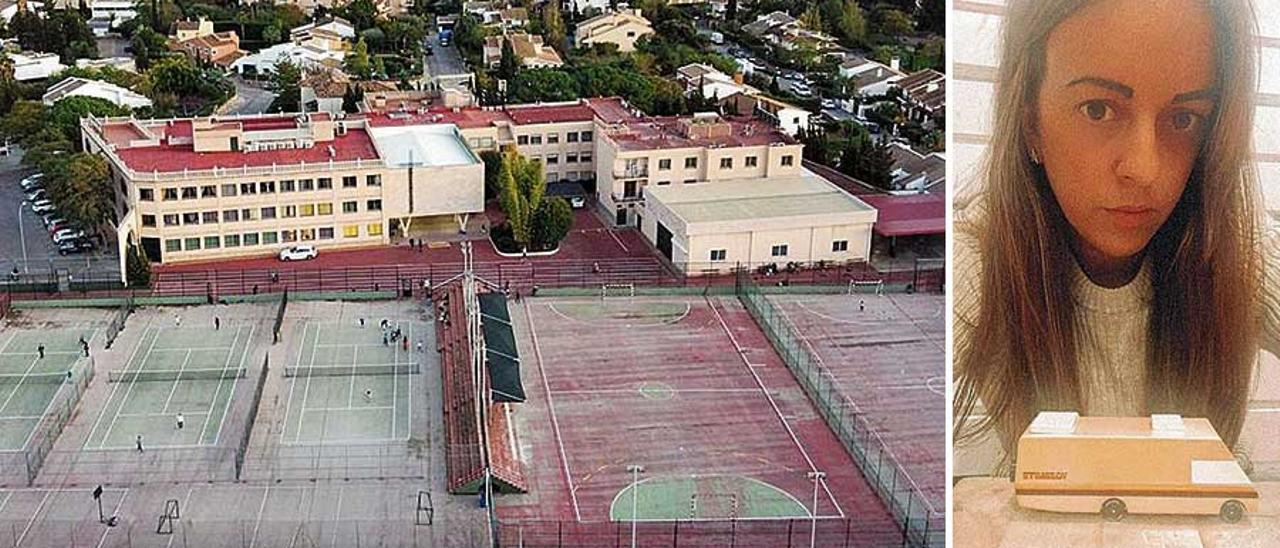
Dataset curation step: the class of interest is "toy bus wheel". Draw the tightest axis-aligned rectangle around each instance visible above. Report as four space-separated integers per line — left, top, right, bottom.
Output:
1101 498 1127 521
1220 500 1245 523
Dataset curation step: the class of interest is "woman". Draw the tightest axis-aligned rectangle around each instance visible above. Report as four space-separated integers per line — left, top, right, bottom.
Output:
953 0 1274 473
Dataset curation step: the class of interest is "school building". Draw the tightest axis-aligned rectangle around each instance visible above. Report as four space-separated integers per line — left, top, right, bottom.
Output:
82 97 878 273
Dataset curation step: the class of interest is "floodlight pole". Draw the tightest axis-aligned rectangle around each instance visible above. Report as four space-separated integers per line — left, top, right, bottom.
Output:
18 201 29 274
808 471 825 548
627 464 644 548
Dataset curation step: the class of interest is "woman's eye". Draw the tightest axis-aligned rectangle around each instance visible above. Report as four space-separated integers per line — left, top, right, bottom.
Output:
1078 101 1115 122
1171 111 1203 132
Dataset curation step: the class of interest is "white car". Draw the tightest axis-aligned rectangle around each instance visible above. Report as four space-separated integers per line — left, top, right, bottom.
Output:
31 200 55 214
25 188 46 202
19 173 43 191
278 244 318 261
569 196 586 209
52 228 86 244
791 82 813 97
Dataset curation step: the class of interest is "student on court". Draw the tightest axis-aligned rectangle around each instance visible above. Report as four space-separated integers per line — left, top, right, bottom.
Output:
176 413 184 430
364 389 373 403
174 314 182 327
214 317 220 330
136 435 144 453
37 343 44 359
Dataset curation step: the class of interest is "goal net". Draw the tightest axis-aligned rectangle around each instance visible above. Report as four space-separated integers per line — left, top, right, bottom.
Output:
848 279 884 295
601 283 636 299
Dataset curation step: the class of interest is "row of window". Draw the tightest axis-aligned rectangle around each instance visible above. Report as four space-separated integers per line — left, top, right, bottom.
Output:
164 223 385 252
517 130 593 146
648 154 794 172
140 175 383 202
141 200 383 227
707 240 849 262
529 152 593 165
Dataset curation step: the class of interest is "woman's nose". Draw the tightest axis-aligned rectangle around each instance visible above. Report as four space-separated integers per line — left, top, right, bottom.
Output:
1115 118 1161 186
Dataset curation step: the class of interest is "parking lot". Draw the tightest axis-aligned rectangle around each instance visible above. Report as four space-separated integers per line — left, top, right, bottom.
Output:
0 149 121 281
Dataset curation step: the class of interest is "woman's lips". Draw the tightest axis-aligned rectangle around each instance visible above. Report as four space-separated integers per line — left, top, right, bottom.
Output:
1103 206 1157 226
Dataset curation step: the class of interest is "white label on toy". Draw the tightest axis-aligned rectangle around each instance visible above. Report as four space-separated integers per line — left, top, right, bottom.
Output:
1191 460 1250 485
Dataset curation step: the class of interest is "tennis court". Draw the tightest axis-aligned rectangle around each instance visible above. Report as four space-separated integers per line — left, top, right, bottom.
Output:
279 320 420 444
0 328 96 452
83 323 253 450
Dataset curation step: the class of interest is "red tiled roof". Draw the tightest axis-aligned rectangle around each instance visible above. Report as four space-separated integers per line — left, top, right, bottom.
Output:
606 116 793 151
109 119 379 174
505 103 595 125
857 193 946 237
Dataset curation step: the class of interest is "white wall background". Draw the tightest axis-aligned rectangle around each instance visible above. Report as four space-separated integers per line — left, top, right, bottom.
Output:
951 0 1280 478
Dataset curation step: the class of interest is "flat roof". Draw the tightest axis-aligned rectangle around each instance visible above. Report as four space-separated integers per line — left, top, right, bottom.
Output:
367 124 477 167
360 97 634 129
100 117 380 174
645 171 873 225
605 116 793 151
858 193 946 237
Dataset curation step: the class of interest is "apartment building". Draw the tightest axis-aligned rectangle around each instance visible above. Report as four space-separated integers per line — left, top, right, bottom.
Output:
80 112 482 263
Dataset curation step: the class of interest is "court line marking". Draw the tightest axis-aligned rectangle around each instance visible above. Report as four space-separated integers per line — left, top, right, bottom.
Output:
0 351 83 357
0 352 43 420
0 415 45 420
527 300 581 522
165 485 195 548
198 324 241 444
552 388 765 395
291 405 395 412
159 350 194 414
607 475 835 521
115 411 212 419
545 302 693 328
94 324 159 449
347 343 359 409
15 490 50 546
329 485 344 548
95 488 130 548
248 484 270 548
15 375 82 451
295 321 320 444
606 229 629 252
0 491 11 517
280 319 308 444
213 324 254 447
705 296 845 519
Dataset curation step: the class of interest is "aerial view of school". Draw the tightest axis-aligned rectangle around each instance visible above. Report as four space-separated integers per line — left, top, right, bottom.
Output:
0 0 943 545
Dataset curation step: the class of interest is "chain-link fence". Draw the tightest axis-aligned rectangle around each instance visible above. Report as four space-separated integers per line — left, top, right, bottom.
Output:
735 270 944 548
0 355 94 487
0 517 466 548
494 518 906 548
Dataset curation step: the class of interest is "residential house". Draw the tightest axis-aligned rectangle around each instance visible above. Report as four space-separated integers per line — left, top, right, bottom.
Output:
77 56 137 72
6 51 66 82
171 18 214 42
168 19 246 68
849 62 905 98
892 69 946 128
886 142 945 193
43 77 152 109
482 33 563 68
290 17 356 44
741 10 796 38
230 19 350 75
720 92 810 137
574 9 653 53
675 63 754 101
300 68 352 115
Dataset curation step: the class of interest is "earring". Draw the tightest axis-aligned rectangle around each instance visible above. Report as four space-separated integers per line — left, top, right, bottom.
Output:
1029 148 1042 165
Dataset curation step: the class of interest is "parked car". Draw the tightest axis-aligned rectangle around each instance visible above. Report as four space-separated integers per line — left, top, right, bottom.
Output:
821 98 839 110
569 196 586 209
25 188 46 202
58 239 95 255
47 218 75 233
53 228 86 244
19 173 43 191
31 200 55 214
278 244 318 261
791 81 813 97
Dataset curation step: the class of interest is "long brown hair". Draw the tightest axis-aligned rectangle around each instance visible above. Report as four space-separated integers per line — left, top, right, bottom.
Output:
954 0 1263 460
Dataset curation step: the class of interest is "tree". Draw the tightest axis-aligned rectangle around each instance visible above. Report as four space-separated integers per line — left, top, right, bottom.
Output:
835 0 868 47
800 4 823 32
920 0 944 35
480 149 503 200
541 1 565 51
851 136 894 191
59 153 115 237
0 101 46 146
337 0 379 31
874 7 915 39
496 151 548 251
509 68 578 103
269 60 302 112
262 24 282 44
8 9 43 52
346 38 375 79
498 38 519 81
48 96 131 142
130 26 168 70
726 0 737 22
126 241 152 286
531 197 572 249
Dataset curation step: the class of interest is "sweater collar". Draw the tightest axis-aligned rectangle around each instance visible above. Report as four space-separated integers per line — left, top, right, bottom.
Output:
1073 257 1152 314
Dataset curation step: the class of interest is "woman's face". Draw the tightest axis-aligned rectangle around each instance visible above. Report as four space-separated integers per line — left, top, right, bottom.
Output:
1031 0 1217 272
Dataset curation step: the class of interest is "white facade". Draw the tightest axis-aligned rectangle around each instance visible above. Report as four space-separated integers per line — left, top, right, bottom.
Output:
7 52 67 82
230 43 344 75
640 171 877 274
43 77 153 109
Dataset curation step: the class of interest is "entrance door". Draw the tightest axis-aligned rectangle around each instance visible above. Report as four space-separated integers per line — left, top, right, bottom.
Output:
141 237 161 263
656 222 673 260
615 208 627 226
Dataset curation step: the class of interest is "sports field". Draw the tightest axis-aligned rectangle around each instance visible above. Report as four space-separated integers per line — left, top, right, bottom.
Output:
499 295 901 545
279 320 419 444
0 328 96 451
83 323 253 450
769 292 946 513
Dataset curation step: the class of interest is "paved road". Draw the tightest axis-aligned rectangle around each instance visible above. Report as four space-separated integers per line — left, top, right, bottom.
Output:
0 149 122 281
222 77 278 115
424 31 468 80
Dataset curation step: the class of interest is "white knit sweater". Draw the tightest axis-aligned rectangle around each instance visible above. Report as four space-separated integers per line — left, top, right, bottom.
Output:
953 201 1280 474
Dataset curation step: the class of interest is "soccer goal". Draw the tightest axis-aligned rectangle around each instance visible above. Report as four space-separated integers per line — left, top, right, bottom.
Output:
848 279 884 295
601 283 637 299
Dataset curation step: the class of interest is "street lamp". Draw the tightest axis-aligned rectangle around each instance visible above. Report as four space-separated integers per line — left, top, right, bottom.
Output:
808 471 826 548
17 200 29 274
626 464 644 548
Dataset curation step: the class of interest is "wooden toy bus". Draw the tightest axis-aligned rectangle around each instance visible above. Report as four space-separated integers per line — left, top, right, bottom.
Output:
1014 412 1258 522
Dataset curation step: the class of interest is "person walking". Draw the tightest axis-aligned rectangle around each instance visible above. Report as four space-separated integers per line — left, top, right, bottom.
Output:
174 314 182 327
416 341 423 353
382 332 389 346
37 343 44 359
136 435 144 453
176 413 185 430
214 317 220 330
359 317 366 328
403 336 409 351
364 389 373 403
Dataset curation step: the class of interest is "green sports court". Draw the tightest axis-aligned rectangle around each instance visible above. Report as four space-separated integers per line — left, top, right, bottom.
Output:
0 328 96 451
279 319 420 444
83 323 253 449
